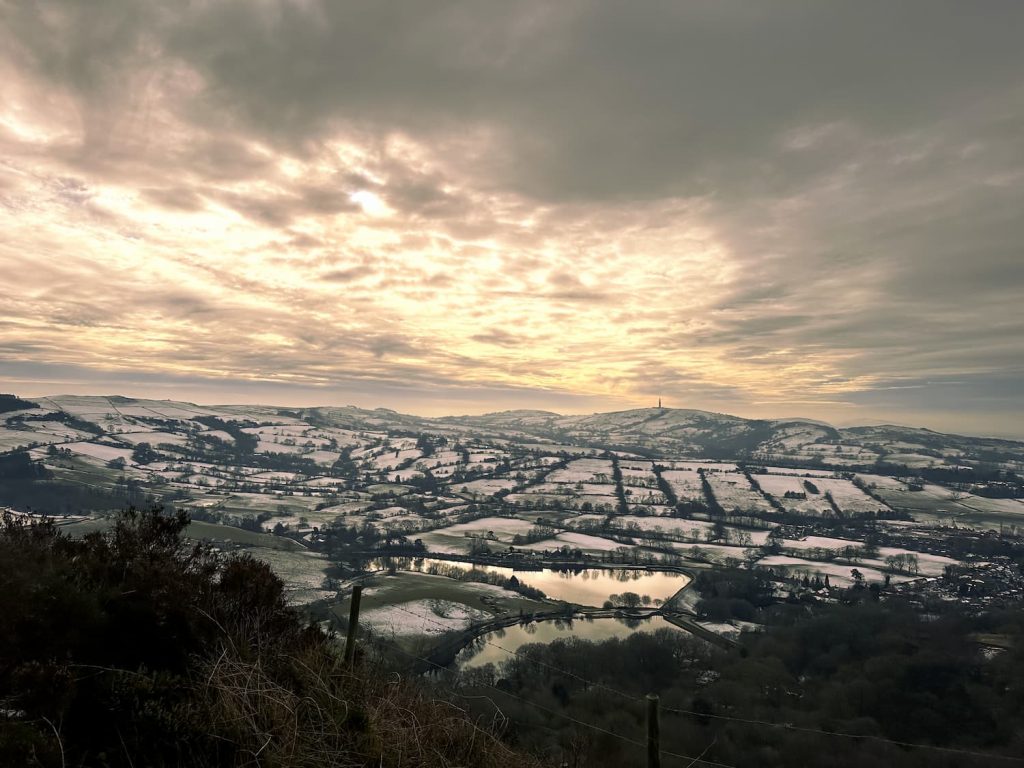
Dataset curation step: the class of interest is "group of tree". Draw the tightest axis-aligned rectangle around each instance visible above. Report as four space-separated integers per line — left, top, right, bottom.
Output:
0 394 39 414
601 591 655 609
0 450 153 514
461 601 1024 767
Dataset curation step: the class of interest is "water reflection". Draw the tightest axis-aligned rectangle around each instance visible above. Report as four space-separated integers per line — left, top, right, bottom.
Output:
457 616 682 669
371 557 690 607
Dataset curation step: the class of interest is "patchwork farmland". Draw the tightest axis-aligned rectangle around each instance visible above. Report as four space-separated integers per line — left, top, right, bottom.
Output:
2 394 1022 647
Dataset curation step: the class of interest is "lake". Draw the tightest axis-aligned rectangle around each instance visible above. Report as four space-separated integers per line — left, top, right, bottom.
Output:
380 556 691 607
456 615 684 669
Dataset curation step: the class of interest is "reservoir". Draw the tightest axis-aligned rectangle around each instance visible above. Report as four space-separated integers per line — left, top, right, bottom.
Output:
380 556 691 607
456 614 685 670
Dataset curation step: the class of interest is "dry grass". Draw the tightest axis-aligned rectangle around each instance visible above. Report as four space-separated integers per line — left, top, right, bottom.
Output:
196 622 542 768
0 510 543 768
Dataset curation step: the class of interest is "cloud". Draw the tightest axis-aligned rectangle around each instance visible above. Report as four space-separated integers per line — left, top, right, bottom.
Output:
320 266 373 284
470 329 522 348
0 1 1022 435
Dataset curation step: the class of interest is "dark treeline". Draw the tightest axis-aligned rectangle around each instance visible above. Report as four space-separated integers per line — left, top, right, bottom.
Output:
872 461 1020 487
191 415 260 454
0 450 154 514
8 408 103 436
0 394 39 414
460 603 1024 767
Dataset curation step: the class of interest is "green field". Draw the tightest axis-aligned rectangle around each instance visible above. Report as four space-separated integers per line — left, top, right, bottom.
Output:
58 516 117 536
185 520 305 550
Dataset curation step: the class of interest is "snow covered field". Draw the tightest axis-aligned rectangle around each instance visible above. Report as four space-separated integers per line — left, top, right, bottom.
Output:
518 531 627 553
306 449 342 465
668 461 739 473
783 535 863 552
416 517 537 554
668 541 754 563
61 441 136 464
608 515 716 539
368 448 422 471
956 496 1024 517
249 549 334 605
545 458 614 484
456 477 519 497
761 467 837 478
855 474 909 490
755 555 918 586
117 431 190 447
0 429 56 451
415 450 463 470
872 547 960 576
755 474 831 514
659 470 706 503
706 473 772 513
619 461 658 487
361 599 488 636
622 488 668 505
813 477 890 514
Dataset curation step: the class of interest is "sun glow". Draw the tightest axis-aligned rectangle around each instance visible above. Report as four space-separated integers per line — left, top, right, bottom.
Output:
349 189 391 217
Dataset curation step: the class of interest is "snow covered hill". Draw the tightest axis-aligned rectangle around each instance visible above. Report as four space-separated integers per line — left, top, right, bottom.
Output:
3 395 1023 473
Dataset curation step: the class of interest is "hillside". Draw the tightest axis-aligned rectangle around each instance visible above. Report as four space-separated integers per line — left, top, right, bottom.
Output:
0 508 540 768
4 395 1021 474
439 406 1024 471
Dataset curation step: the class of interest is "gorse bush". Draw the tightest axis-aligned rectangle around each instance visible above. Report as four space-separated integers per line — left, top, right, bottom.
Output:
0 509 537 768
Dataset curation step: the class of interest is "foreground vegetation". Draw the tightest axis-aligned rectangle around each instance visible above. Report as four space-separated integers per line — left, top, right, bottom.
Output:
459 604 1024 767
3 505 1023 767
0 509 538 768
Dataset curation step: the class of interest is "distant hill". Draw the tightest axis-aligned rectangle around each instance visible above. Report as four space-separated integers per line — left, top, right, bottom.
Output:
439 406 1023 471
3 394 1023 473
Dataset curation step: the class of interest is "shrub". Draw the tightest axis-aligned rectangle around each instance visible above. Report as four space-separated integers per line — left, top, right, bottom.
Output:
0 509 537 768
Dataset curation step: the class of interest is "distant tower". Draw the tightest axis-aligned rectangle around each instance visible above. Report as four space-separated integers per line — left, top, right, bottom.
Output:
658 397 663 410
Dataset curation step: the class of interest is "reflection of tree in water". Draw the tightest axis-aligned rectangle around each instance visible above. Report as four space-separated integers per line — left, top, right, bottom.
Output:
370 555 426 572
460 616 675 671
457 634 489 665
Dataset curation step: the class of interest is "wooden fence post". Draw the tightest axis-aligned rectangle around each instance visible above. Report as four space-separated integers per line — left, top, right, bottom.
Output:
647 693 660 768
344 585 363 666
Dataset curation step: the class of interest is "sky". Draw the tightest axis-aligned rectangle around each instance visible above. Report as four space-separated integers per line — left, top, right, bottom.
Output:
1 1 1022 437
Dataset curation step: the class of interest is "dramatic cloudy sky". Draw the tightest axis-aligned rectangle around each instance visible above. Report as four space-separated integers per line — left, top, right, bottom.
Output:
1 1 1022 436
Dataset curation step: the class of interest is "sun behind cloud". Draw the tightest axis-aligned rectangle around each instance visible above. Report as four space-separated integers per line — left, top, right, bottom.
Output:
0 1 1022 436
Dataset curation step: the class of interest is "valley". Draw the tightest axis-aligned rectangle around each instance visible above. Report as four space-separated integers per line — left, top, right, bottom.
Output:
2 393 1023 664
